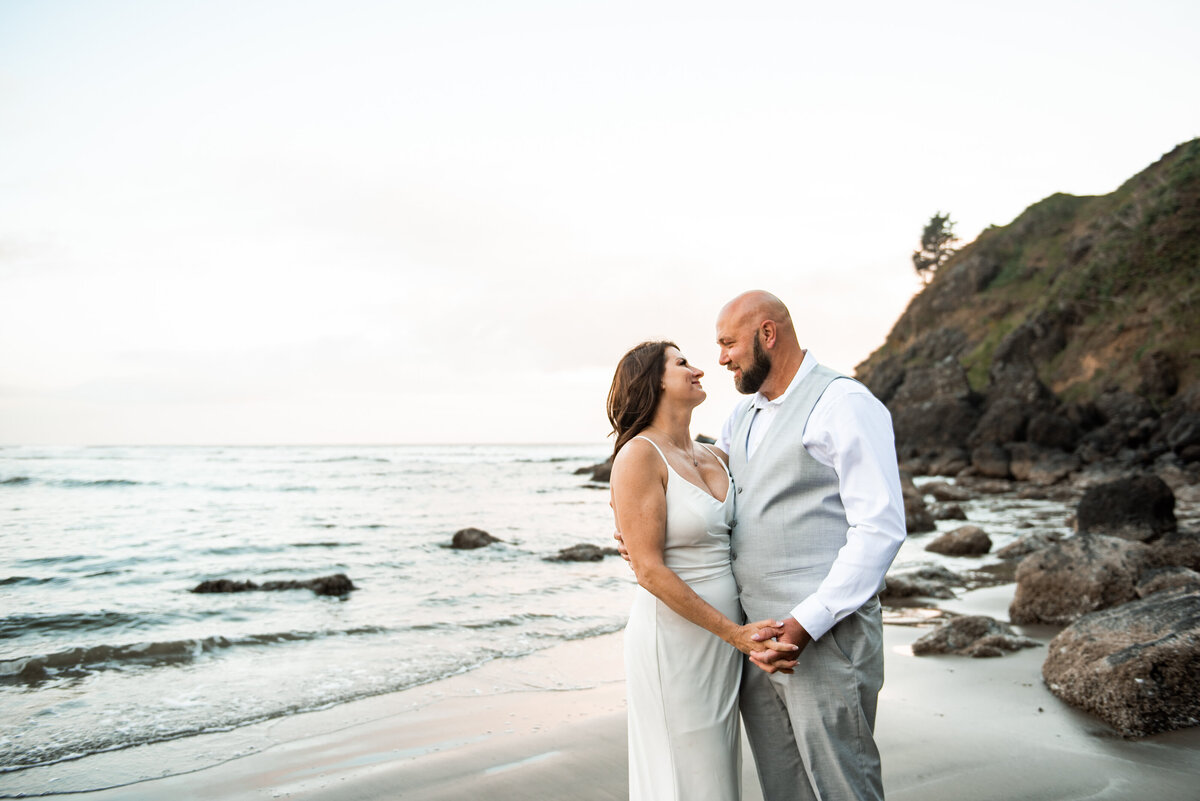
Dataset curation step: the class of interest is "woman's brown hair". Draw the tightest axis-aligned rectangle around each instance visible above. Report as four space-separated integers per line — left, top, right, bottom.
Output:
607 340 677 459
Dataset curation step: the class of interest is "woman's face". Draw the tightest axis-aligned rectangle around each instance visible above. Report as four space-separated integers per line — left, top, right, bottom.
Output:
660 346 706 406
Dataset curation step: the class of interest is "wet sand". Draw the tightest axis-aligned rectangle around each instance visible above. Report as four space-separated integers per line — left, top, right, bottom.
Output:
32 586 1200 801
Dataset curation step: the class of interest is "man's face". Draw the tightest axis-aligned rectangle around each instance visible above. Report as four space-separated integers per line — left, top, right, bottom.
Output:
717 315 772 395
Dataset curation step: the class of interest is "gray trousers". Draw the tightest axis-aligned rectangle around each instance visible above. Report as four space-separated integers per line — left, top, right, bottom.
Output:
739 598 884 801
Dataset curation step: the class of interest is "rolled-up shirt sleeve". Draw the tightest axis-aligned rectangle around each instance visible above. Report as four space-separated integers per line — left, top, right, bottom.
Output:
788 382 906 641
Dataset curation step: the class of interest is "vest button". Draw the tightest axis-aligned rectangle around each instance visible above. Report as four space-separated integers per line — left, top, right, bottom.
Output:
731 551 738 561
730 519 738 528
736 486 743 494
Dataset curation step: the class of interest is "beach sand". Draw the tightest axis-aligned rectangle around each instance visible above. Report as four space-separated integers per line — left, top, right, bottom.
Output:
33 587 1200 801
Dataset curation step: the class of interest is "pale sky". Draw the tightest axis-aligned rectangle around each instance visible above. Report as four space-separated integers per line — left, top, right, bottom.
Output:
1 0 1197 445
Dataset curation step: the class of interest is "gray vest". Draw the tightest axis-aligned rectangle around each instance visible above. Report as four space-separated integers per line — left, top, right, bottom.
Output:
729 365 868 621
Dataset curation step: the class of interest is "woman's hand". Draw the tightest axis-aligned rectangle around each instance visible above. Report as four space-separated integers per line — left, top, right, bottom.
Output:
727 619 800 661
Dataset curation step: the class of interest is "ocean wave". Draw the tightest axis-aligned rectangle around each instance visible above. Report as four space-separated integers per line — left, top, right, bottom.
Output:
0 626 391 685
0 576 58 587
0 610 146 639
0 476 31 486
58 478 144 488
309 456 392 464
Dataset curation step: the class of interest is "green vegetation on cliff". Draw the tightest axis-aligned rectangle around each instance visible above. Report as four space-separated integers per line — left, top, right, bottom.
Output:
858 139 1200 405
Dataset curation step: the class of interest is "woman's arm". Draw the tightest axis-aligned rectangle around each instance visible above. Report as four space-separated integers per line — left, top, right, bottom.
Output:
611 440 796 657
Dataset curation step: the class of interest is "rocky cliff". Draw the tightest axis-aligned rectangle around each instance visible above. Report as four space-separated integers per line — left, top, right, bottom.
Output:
856 139 1200 480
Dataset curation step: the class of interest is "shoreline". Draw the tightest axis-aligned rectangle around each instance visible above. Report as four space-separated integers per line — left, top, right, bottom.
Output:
16 587 1200 801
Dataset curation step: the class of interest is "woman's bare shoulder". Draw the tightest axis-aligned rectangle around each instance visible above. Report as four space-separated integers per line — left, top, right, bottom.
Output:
611 437 666 486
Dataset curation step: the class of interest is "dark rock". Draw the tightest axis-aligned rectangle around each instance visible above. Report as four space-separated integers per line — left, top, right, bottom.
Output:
1027 412 1081 451
1042 587 1200 737
879 565 965 601
590 458 613 482
969 398 1029 448
971 444 1011 479
926 525 992 556
1148 530 1200 572
892 399 981 456
891 360 973 405
900 474 936 533
1066 401 1104 431
912 615 1039 658
926 449 971 477
543 543 620 562
1095 389 1155 425
451 528 501 549
192 573 356 596
1076 474 1176 541
1138 351 1179 400
996 531 1064 560
924 481 973 502
860 354 906 405
932 503 967 521
1008 443 1080 485
1009 535 1153 625
695 434 716 445
1167 414 1200 453
956 476 1016 494
1137 567 1200 597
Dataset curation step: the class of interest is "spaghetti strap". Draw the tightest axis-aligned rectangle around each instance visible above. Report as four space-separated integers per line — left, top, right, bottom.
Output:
697 443 732 477
632 435 669 465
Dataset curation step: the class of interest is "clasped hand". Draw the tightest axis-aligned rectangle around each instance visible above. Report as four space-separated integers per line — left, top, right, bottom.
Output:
613 529 806 675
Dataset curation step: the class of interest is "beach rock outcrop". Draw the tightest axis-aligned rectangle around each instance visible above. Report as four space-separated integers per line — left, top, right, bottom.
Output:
923 481 972 502
932 503 967 521
925 525 992 556
1148 530 1200 572
1009 535 1153 625
544 543 620 562
574 457 613 482
879 565 965 601
1076 474 1176 541
192 573 356 596
450 528 501 549
1042 587 1200 737
912 615 1039 658
1136 567 1200 597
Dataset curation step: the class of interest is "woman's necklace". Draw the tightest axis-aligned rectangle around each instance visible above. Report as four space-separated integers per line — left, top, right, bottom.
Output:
648 426 698 467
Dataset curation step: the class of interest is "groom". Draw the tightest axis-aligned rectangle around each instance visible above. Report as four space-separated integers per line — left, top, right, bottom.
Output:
714 290 905 801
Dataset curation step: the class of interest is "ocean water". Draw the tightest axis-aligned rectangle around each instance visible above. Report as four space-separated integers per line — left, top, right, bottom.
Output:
0 444 1082 795
0 444 627 790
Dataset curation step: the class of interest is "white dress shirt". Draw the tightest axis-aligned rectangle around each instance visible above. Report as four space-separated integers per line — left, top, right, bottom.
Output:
717 353 906 641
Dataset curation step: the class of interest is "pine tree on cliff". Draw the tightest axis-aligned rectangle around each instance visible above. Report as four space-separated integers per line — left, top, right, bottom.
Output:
912 212 958 284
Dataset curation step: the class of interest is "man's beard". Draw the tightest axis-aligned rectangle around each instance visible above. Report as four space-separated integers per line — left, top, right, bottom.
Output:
735 334 772 394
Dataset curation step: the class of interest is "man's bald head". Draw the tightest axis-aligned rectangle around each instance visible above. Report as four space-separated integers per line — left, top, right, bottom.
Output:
717 290 797 345
715 290 805 399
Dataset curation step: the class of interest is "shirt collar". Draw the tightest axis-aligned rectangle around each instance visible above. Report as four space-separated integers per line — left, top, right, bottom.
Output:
751 351 817 410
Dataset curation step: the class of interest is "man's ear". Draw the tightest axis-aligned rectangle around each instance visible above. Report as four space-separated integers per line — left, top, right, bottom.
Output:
760 320 777 348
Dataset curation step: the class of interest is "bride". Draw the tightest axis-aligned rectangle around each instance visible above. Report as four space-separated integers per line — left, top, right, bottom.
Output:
607 340 797 801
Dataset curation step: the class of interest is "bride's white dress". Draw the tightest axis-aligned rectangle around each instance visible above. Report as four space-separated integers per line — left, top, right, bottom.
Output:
624 437 742 801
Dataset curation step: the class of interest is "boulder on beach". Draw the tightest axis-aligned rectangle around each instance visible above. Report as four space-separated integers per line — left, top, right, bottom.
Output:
1136 566 1200 597
879 565 965 601
1076 474 1176 541
932 503 967 521
925 525 992 556
1009 535 1152 625
923 481 972 502
574 457 613 482
450 528 501 549
543 543 621 562
995 530 1063 560
912 615 1039 658
1042 587 1200 737
1148 530 1200 572
192 573 356 596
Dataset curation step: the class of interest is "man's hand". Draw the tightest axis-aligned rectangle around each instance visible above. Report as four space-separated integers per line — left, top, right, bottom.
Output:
614 529 633 567
749 617 810 674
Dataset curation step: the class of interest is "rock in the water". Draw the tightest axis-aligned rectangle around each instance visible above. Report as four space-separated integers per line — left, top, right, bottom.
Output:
1008 444 1080 485
1042 587 1200 737
912 615 1040 658
544 543 620 562
971 443 1011 479
1076 474 1176 541
451 528 501 549
996 531 1063 560
879 566 965 601
1009 535 1153 625
1137 567 1200 597
575 457 614 482
932 503 968 521
192 573 356 596
924 481 972 502
925 525 992 556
